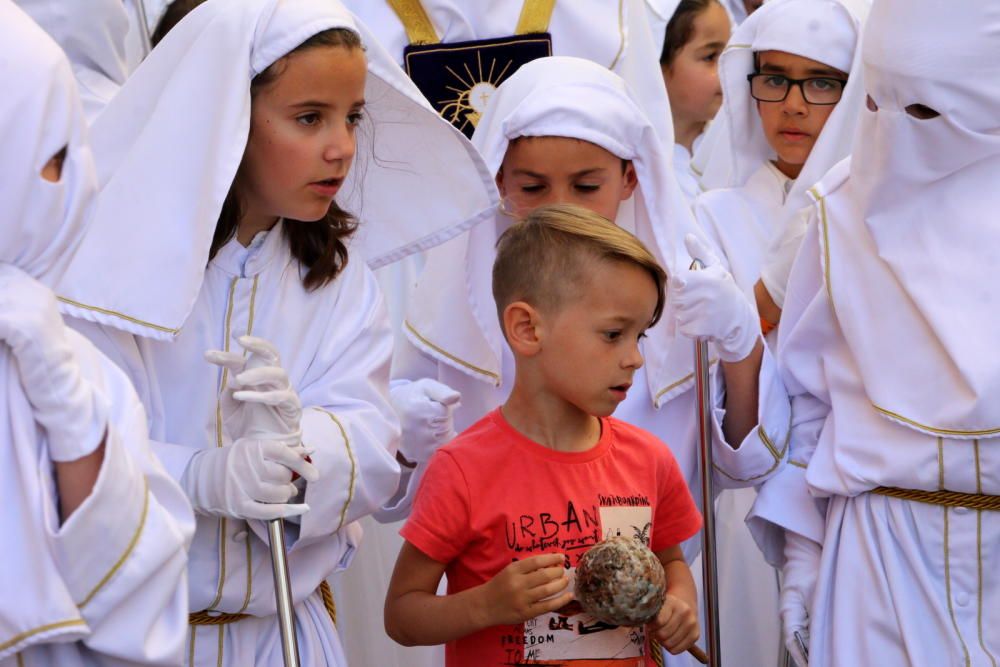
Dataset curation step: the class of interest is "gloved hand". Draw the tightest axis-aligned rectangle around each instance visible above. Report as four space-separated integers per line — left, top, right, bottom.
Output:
181 436 319 520
0 264 107 461
205 335 302 446
390 378 460 464
668 234 760 362
780 531 821 667
759 206 811 310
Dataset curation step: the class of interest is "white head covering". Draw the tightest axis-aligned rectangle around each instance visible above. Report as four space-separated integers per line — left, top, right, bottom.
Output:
0 0 96 654
15 0 131 120
406 56 705 406
1 3 96 287
696 0 863 190
54 0 497 342
812 0 1000 437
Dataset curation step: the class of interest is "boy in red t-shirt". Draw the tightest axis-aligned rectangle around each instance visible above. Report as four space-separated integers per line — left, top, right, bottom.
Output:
385 204 703 666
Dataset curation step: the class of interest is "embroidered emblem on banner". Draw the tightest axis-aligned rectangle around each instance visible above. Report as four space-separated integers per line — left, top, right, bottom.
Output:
404 33 553 137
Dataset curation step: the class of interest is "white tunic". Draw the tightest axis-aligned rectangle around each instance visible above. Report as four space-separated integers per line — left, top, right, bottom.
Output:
73 227 401 667
692 159 792 667
1 330 194 667
749 166 1000 666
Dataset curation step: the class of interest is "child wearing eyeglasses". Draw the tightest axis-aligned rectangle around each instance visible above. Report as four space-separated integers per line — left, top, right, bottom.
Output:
691 0 867 333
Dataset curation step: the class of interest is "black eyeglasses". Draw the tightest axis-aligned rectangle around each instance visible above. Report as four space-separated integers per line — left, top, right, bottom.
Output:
747 73 847 105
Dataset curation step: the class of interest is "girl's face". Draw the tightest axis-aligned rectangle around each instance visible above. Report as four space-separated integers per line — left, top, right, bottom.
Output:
754 50 847 178
240 45 366 224
495 137 638 222
661 2 731 128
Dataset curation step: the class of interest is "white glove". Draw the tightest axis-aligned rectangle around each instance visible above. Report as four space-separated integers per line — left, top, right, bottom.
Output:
205 335 302 445
0 265 108 461
780 531 821 667
759 206 811 310
390 378 460 464
181 436 319 520
669 234 760 362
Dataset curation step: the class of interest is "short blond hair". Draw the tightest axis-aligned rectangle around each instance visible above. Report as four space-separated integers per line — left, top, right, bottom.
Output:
492 204 667 328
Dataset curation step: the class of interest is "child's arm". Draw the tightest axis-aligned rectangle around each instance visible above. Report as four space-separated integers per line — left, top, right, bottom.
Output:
647 545 700 655
385 542 572 646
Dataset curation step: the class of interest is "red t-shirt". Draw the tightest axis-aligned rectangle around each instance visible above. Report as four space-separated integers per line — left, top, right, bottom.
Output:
402 410 702 667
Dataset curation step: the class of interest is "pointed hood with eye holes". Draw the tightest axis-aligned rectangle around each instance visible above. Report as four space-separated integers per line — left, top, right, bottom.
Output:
809 0 1000 437
54 0 498 342
0 0 96 288
0 0 98 655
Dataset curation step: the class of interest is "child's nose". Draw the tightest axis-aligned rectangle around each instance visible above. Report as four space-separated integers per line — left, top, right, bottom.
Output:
324 125 356 162
783 84 809 115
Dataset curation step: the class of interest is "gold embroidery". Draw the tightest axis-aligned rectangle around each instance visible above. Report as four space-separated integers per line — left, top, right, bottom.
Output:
208 277 239 612
789 460 808 469
938 437 945 490
608 0 626 70
78 479 150 608
216 625 224 667
16 652 24 667
974 440 998 665
943 507 972 666
873 405 1000 437
387 0 439 44
653 358 719 405
188 626 196 667
57 296 179 335
314 408 357 531
515 0 556 34
713 414 791 483
0 619 86 653
403 320 501 384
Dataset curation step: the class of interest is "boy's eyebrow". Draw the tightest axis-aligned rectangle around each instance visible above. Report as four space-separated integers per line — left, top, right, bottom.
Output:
698 40 727 51
759 62 845 78
570 167 608 178
289 98 367 109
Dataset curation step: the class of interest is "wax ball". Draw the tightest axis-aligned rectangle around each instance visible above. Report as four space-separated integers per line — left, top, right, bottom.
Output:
574 536 666 627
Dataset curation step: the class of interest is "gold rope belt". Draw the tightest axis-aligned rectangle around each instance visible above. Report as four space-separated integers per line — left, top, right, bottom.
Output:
189 581 337 626
873 486 1000 511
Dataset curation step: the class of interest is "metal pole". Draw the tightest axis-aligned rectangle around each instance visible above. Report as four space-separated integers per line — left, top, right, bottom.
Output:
268 518 301 667
691 258 722 667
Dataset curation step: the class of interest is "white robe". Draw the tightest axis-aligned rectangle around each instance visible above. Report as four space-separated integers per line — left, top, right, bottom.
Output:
691 160 794 667
674 142 702 206
72 226 401 667
1 329 194 667
749 168 1000 666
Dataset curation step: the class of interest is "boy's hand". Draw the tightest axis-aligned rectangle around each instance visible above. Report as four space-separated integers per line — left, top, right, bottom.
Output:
647 593 699 655
477 553 572 627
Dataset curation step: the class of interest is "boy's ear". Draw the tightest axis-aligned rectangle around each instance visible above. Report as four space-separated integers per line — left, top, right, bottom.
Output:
503 301 543 356
621 162 638 200
495 168 507 198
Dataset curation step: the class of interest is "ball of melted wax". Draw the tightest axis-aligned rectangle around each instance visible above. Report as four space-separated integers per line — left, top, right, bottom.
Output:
575 536 666 627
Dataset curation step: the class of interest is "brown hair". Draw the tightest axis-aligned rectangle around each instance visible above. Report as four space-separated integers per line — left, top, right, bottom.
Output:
492 204 667 328
152 0 208 46
660 0 721 67
209 28 363 291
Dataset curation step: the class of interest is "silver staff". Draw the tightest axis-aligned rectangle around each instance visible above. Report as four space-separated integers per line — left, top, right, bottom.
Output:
268 518 301 667
691 258 722 666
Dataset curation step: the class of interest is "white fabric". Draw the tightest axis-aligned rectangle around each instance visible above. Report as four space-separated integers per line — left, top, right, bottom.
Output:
695 161 792 299
674 141 702 205
390 378 460 464
0 3 193 662
15 0 130 121
56 0 497 342
826 0 1000 436
0 266 108 462
780 531 819 667
668 234 761 362
344 0 676 153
